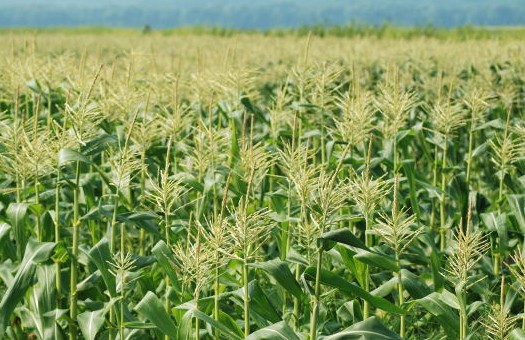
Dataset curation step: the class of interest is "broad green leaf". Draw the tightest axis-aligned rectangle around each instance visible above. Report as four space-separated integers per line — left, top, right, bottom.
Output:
245 321 299 340
58 148 91 165
324 316 401 340
0 223 15 261
286 248 309 266
420 232 444 291
151 240 177 284
400 269 431 299
78 309 105 340
320 229 397 271
7 203 29 260
134 291 178 339
481 212 508 257
371 277 397 297
0 239 56 338
0 222 11 243
123 321 156 329
86 238 116 297
354 248 398 272
250 258 304 299
402 159 421 221
508 195 525 234
175 303 242 340
303 267 406 314
319 229 368 251
231 280 281 324
337 246 366 288
337 300 362 325
29 264 64 340
218 311 244 338
81 133 117 157
510 328 525 340
178 309 193 340
411 291 459 338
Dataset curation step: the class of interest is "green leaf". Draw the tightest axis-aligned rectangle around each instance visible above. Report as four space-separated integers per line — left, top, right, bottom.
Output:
401 159 421 221
319 229 368 251
337 246 366 288
0 223 11 243
400 269 431 299
337 300 362 325
231 280 281 324
319 229 397 270
7 203 29 260
250 258 304 299
151 240 177 284
510 328 525 340
175 303 242 340
218 311 244 338
508 195 525 234
411 291 459 338
324 316 401 339
420 232 444 291
78 309 105 340
303 267 406 315
134 291 178 339
354 248 399 272
29 264 64 340
245 321 299 340
86 238 117 297
0 239 56 338
58 148 91 166
481 212 507 257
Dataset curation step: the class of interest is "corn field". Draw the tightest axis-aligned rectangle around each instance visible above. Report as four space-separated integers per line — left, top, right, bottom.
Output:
0 30 524 339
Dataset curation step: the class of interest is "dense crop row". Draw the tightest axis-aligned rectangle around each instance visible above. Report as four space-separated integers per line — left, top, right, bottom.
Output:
0 32 524 339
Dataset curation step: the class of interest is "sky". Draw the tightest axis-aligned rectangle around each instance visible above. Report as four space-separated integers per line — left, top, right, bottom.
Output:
0 0 524 29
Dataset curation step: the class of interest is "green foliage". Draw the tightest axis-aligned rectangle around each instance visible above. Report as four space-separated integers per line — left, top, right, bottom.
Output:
0 30 524 339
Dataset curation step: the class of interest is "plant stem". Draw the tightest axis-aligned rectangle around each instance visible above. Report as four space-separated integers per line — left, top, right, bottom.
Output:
458 290 467 340
69 161 81 340
440 135 448 251
293 263 300 330
55 167 62 306
243 256 250 338
213 261 220 340
363 212 371 319
396 255 405 337
309 249 323 340
109 188 120 340
139 149 146 256
466 123 474 187
430 144 438 230
119 273 125 340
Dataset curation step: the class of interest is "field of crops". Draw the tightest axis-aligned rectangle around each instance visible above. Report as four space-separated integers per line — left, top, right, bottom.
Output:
0 30 524 339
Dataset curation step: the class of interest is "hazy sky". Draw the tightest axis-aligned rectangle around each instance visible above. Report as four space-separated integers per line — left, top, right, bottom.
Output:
0 0 523 28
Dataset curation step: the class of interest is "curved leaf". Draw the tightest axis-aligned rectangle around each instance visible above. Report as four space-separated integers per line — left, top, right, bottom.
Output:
324 316 401 340
58 148 91 166
250 258 304 299
78 309 105 340
0 239 56 338
151 240 177 284
181 306 242 340
411 291 459 338
354 248 398 272
7 203 29 260
134 291 178 339
319 229 368 251
303 267 406 315
245 321 299 340
86 238 117 297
